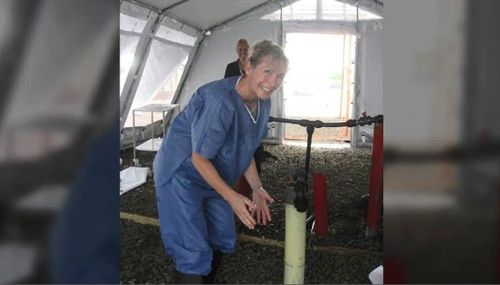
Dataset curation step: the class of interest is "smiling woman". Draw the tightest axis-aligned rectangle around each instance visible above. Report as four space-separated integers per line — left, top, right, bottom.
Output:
152 40 288 284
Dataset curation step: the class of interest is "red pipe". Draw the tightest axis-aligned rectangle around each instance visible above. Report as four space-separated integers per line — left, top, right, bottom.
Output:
366 122 383 237
384 255 407 284
313 172 328 236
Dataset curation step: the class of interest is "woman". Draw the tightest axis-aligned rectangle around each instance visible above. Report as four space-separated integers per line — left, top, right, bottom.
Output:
153 40 288 284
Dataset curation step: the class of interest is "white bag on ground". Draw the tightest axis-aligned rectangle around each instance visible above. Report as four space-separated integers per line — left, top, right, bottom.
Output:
368 265 383 284
120 167 149 195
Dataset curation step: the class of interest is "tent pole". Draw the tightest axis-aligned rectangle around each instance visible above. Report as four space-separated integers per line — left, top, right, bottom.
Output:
277 0 285 144
278 0 284 46
351 5 362 148
119 13 165 130
162 34 207 131
122 0 199 31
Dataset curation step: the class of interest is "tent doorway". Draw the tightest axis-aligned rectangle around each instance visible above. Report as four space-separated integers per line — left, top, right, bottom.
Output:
283 32 356 142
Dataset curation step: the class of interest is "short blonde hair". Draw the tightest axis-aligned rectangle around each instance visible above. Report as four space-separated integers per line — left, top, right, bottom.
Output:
249 40 288 67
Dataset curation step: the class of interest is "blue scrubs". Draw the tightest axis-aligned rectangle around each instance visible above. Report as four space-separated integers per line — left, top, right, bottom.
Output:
153 76 270 275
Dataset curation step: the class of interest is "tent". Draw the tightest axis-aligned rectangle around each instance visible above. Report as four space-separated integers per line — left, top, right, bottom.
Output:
0 0 383 282
119 0 383 150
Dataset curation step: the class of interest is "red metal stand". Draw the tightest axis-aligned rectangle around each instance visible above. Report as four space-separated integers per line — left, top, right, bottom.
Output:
312 172 328 236
366 122 383 238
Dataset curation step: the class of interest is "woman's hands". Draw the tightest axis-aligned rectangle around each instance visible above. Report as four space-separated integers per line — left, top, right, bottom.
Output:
226 191 257 230
192 152 258 230
226 188 274 229
242 158 274 226
192 153 275 230
251 187 274 225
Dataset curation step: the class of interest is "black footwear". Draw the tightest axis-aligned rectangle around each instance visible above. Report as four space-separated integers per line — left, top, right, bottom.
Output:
203 250 223 284
173 270 204 284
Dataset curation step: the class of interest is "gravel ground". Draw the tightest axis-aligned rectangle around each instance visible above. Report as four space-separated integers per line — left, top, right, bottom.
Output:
120 143 382 284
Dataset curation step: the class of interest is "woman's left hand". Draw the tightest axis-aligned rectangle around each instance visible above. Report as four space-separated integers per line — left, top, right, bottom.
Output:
251 187 274 225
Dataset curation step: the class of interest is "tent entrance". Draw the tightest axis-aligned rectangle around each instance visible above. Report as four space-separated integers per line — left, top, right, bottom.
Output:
283 32 356 142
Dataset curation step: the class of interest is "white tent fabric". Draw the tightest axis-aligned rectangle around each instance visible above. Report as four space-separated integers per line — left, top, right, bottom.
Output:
120 3 199 129
135 0 382 31
120 34 140 94
119 1 154 94
139 0 273 31
120 13 149 33
156 25 197 47
127 41 190 112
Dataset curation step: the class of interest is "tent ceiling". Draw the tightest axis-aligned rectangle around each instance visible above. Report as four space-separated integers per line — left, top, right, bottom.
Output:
128 0 383 31
136 0 272 31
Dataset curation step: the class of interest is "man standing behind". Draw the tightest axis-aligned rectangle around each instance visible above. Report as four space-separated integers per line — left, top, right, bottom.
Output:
224 39 252 200
224 38 250 78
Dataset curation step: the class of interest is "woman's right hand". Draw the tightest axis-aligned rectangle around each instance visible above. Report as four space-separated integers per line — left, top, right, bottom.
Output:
227 191 257 230
191 152 257 229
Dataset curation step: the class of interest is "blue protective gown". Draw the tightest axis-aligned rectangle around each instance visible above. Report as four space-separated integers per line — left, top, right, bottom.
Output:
153 76 270 275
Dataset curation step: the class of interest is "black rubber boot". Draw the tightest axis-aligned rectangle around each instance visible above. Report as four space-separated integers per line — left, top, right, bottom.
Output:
173 270 204 284
203 250 223 284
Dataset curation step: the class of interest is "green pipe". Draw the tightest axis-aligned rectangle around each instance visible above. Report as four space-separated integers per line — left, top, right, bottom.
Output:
284 203 306 284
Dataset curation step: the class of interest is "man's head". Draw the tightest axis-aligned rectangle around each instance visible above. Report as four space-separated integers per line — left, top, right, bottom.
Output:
236 39 250 62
